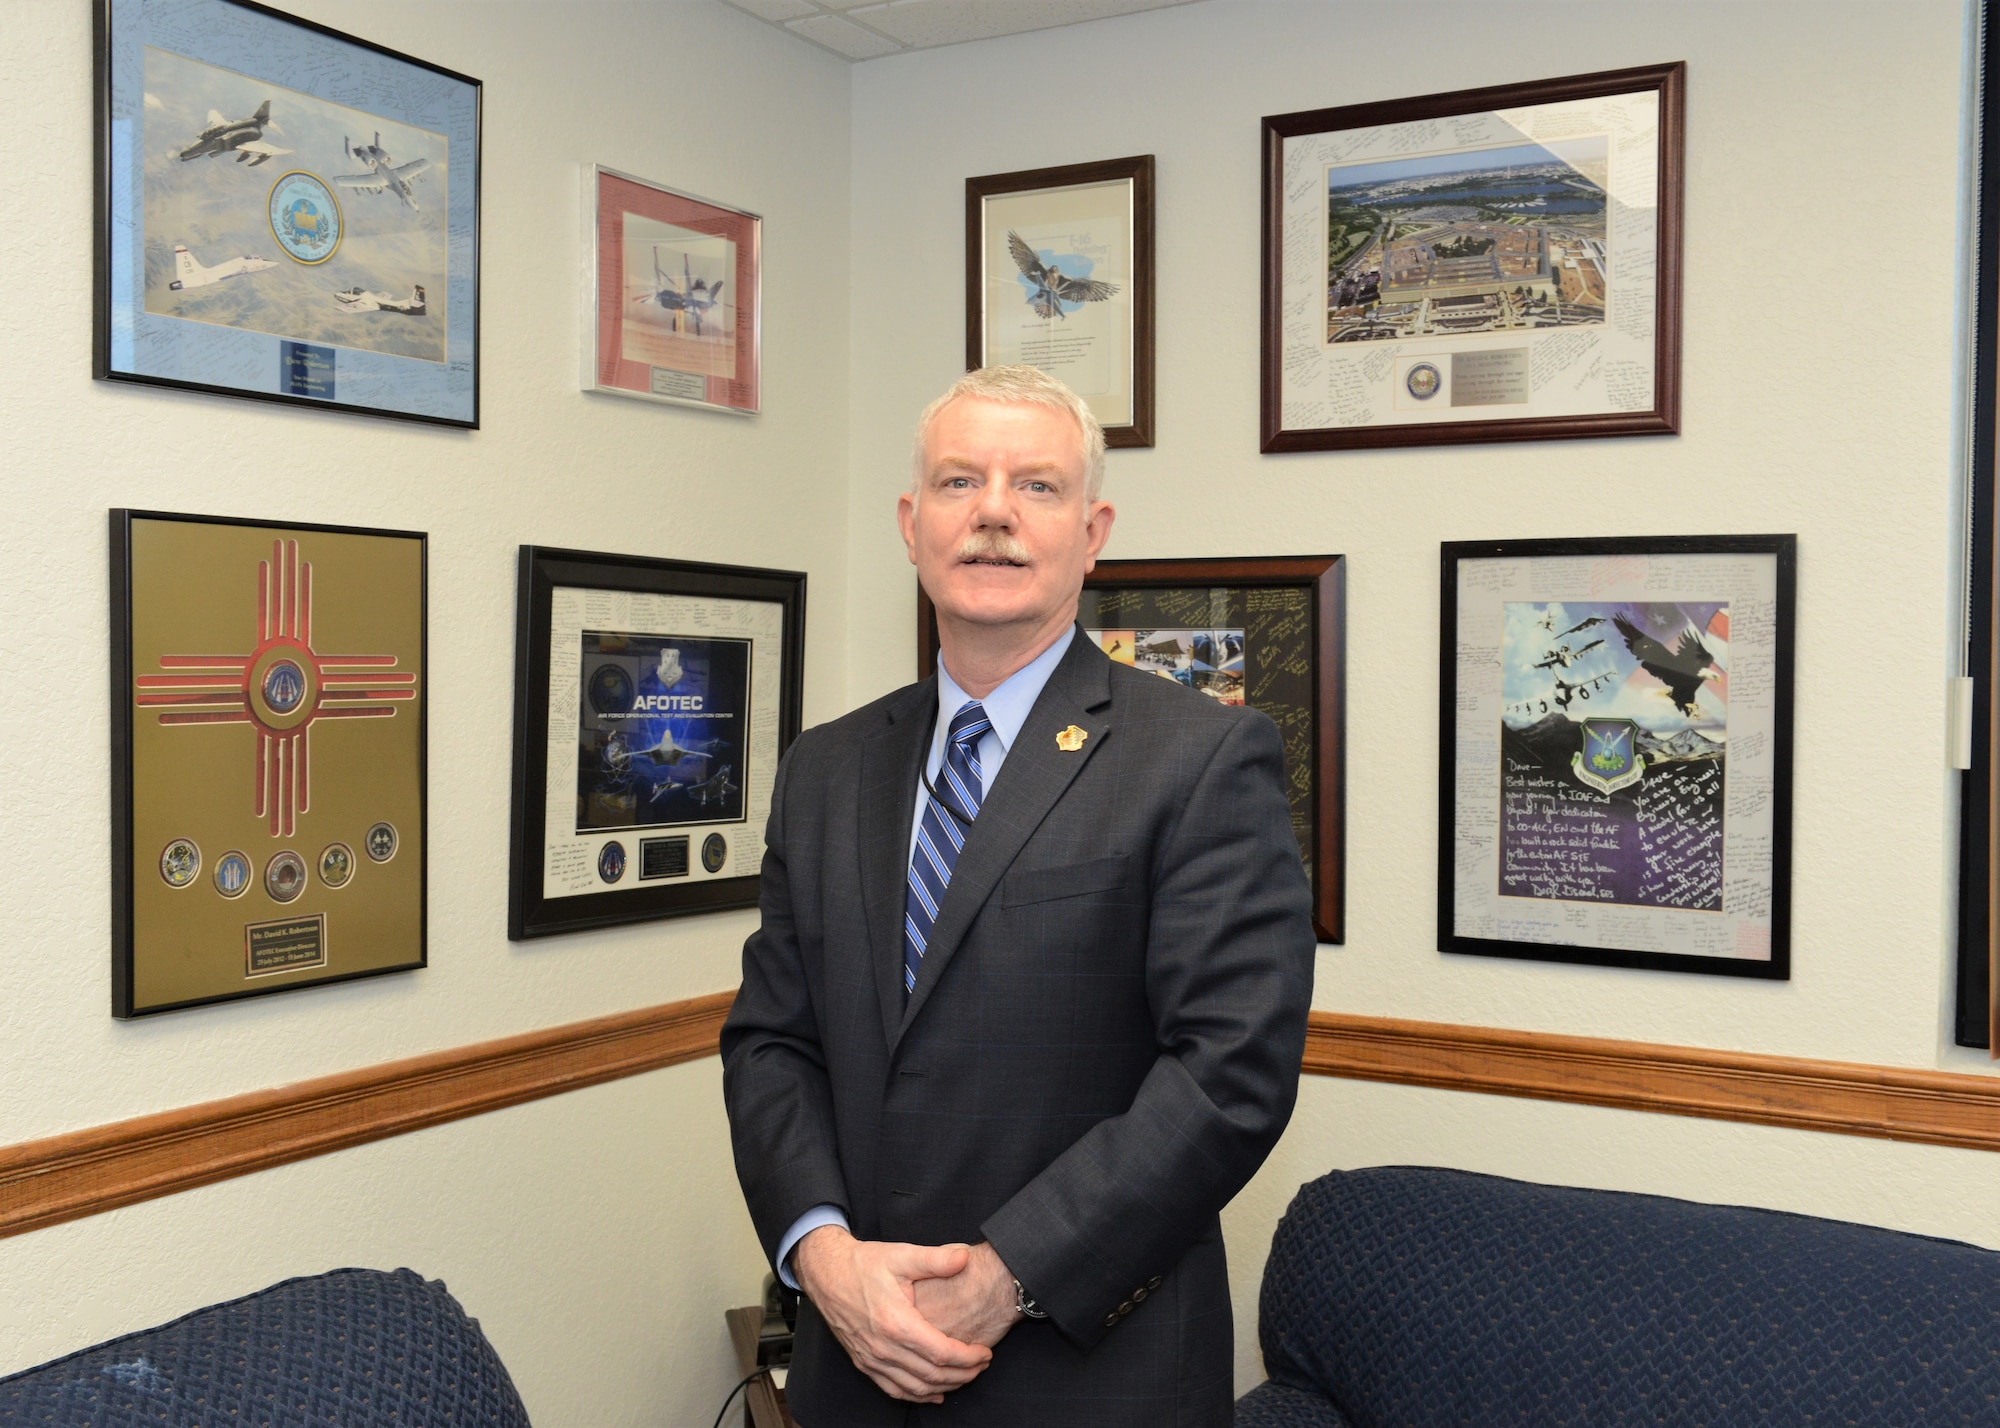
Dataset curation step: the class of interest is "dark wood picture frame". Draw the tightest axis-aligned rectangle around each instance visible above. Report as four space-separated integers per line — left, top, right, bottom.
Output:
919 555 1345 941
1261 63 1684 453
508 547 806 940
94 0 483 427
966 155 1155 448
1439 534 1796 980
111 509 429 1017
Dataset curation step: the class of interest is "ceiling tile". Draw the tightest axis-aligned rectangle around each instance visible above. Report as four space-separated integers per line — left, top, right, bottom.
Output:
784 11 905 59
725 0 818 22
850 0 1196 49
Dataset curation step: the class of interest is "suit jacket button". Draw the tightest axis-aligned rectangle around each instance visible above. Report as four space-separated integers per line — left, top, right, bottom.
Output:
1118 1301 1132 1315
1104 1312 1119 1328
1132 1287 1147 1302
1147 1276 1163 1291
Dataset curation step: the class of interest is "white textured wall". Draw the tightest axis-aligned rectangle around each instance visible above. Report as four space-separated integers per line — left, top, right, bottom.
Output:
0 1 845 1421
843 0 2000 1395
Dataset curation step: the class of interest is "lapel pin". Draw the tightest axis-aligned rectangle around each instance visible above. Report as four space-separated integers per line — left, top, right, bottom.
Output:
1056 724 1088 752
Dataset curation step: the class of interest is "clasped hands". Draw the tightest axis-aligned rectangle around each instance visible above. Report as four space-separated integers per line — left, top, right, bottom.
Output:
790 1224 1022 1402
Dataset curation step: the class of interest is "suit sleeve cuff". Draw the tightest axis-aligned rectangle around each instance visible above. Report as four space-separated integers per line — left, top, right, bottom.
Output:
775 1204 850 1289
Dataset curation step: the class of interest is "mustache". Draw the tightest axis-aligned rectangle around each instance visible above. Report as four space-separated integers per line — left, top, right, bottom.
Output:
955 532 1032 564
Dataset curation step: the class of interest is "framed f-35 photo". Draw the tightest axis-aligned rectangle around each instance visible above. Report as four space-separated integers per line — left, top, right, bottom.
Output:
967 155 1154 447
111 510 427 1017
1440 535 1795 979
1262 64 1682 452
94 0 482 425
584 166 762 415
509 547 804 939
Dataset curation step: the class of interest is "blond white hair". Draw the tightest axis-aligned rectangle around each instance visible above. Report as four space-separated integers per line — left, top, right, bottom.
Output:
909 365 1106 502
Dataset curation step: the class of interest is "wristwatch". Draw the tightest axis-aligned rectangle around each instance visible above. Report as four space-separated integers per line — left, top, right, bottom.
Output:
1013 1278 1047 1320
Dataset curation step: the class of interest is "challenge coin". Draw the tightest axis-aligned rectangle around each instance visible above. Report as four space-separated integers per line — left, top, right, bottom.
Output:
160 838 201 889
598 841 627 883
364 822 398 863
213 850 252 899
265 850 307 903
319 842 355 889
701 832 728 874
1405 361 1442 401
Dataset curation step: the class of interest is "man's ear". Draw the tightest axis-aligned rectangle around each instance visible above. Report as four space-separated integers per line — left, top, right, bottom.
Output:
1082 500 1116 572
897 490 920 565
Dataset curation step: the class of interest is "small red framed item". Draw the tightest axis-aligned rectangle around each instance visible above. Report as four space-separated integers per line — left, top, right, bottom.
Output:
584 165 760 415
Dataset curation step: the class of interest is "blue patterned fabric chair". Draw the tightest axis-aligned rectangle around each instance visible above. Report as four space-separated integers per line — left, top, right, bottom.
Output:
1237 1166 2000 1428
0 1267 530 1427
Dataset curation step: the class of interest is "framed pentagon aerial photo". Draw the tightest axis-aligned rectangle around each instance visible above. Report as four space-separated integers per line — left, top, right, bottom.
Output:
508 548 805 939
111 511 427 1017
94 0 481 425
1261 63 1682 452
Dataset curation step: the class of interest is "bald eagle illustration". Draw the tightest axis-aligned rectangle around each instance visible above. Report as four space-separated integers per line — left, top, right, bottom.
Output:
1007 231 1119 320
1613 615 1720 716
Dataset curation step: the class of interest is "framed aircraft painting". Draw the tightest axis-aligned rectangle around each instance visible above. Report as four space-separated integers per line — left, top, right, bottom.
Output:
94 0 482 426
1439 535 1795 979
967 156 1154 447
584 166 762 415
1261 63 1682 452
508 547 804 939
111 510 427 1017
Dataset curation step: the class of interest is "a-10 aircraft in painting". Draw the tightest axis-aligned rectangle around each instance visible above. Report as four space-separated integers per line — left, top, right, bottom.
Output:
336 132 431 210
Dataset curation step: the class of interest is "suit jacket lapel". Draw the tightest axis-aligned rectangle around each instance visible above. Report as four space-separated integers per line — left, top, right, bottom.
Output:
898 631 1113 1045
860 679 935 1050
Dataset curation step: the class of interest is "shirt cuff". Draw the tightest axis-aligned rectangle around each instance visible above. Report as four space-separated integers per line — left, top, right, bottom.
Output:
775 1204 850 1290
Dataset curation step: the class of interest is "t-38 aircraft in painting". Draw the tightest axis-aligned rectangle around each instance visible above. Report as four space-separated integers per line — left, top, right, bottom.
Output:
335 132 431 210
177 100 290 166
333 284 427 315
166 244 277 291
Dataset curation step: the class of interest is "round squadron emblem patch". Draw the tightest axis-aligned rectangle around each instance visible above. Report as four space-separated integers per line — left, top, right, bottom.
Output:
1405 361 1442 401
267 172 342 265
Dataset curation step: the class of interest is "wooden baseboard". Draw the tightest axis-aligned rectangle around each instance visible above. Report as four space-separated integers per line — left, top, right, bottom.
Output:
0 991 733 1240
1304 1011 2000 1152
4 995 1996 1243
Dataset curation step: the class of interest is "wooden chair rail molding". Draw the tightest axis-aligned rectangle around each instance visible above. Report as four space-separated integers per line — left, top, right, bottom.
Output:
4 996 1998 1241
0 991 734 1240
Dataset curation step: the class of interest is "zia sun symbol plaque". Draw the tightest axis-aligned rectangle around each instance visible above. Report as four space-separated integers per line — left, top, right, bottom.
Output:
112 512 428 1016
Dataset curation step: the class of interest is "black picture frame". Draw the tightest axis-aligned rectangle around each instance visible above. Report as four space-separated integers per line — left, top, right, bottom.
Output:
966 155 1156 448
111 509 429 1017
919 555 1346 942
509 547 806 939
94 0 482 427
1439 535 1795 979
1261 63 1683 453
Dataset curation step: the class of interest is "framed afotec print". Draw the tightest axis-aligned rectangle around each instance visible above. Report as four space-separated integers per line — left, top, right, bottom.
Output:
111 511 427 1017
584 166 762 415
509 548 805 939
1262 63 1682 452
1439 536 1795 979
967 156 1154 447
95 0 481 425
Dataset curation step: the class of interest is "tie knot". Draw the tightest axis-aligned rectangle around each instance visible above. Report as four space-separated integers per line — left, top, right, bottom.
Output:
948 701 991 749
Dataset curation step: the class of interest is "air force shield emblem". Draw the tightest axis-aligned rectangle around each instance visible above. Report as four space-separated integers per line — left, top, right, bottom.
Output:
1573 717 1645 795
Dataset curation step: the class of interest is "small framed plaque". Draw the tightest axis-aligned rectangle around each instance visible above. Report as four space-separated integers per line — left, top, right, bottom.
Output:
508 547 805 938
584 166 761 415
1262 63 1683 452
111 510 427 1016
1440 535 1795 977
967 155 1154 447
920 555 1344 941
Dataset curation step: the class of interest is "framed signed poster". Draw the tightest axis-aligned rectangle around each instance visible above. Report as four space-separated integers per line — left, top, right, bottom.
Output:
920 555 1344 941
1440 536 1795 978
94 0 481 426
508 548 804 938
967 156 1154 447
1262 63 1682 452
111 511 427 1016
584 166 761 415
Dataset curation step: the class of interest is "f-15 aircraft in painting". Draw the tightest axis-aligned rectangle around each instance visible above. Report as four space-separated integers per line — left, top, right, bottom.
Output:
633 247 726 336
177 100 290 166
166 244 276 291
335 132 431 210
333 284 427 315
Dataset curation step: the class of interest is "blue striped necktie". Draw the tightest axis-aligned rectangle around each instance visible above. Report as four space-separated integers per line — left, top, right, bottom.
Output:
904 701 991 997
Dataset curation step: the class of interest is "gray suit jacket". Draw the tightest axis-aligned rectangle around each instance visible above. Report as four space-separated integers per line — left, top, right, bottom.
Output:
721 629 1315 1427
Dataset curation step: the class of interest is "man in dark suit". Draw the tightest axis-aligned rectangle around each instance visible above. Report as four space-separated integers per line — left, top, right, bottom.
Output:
722 365 1315 1425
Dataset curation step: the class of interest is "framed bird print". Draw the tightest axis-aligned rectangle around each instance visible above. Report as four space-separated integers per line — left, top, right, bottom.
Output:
967 156 1154 447
94 0 482 426
584 166 761 415
1439 536 1795 979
